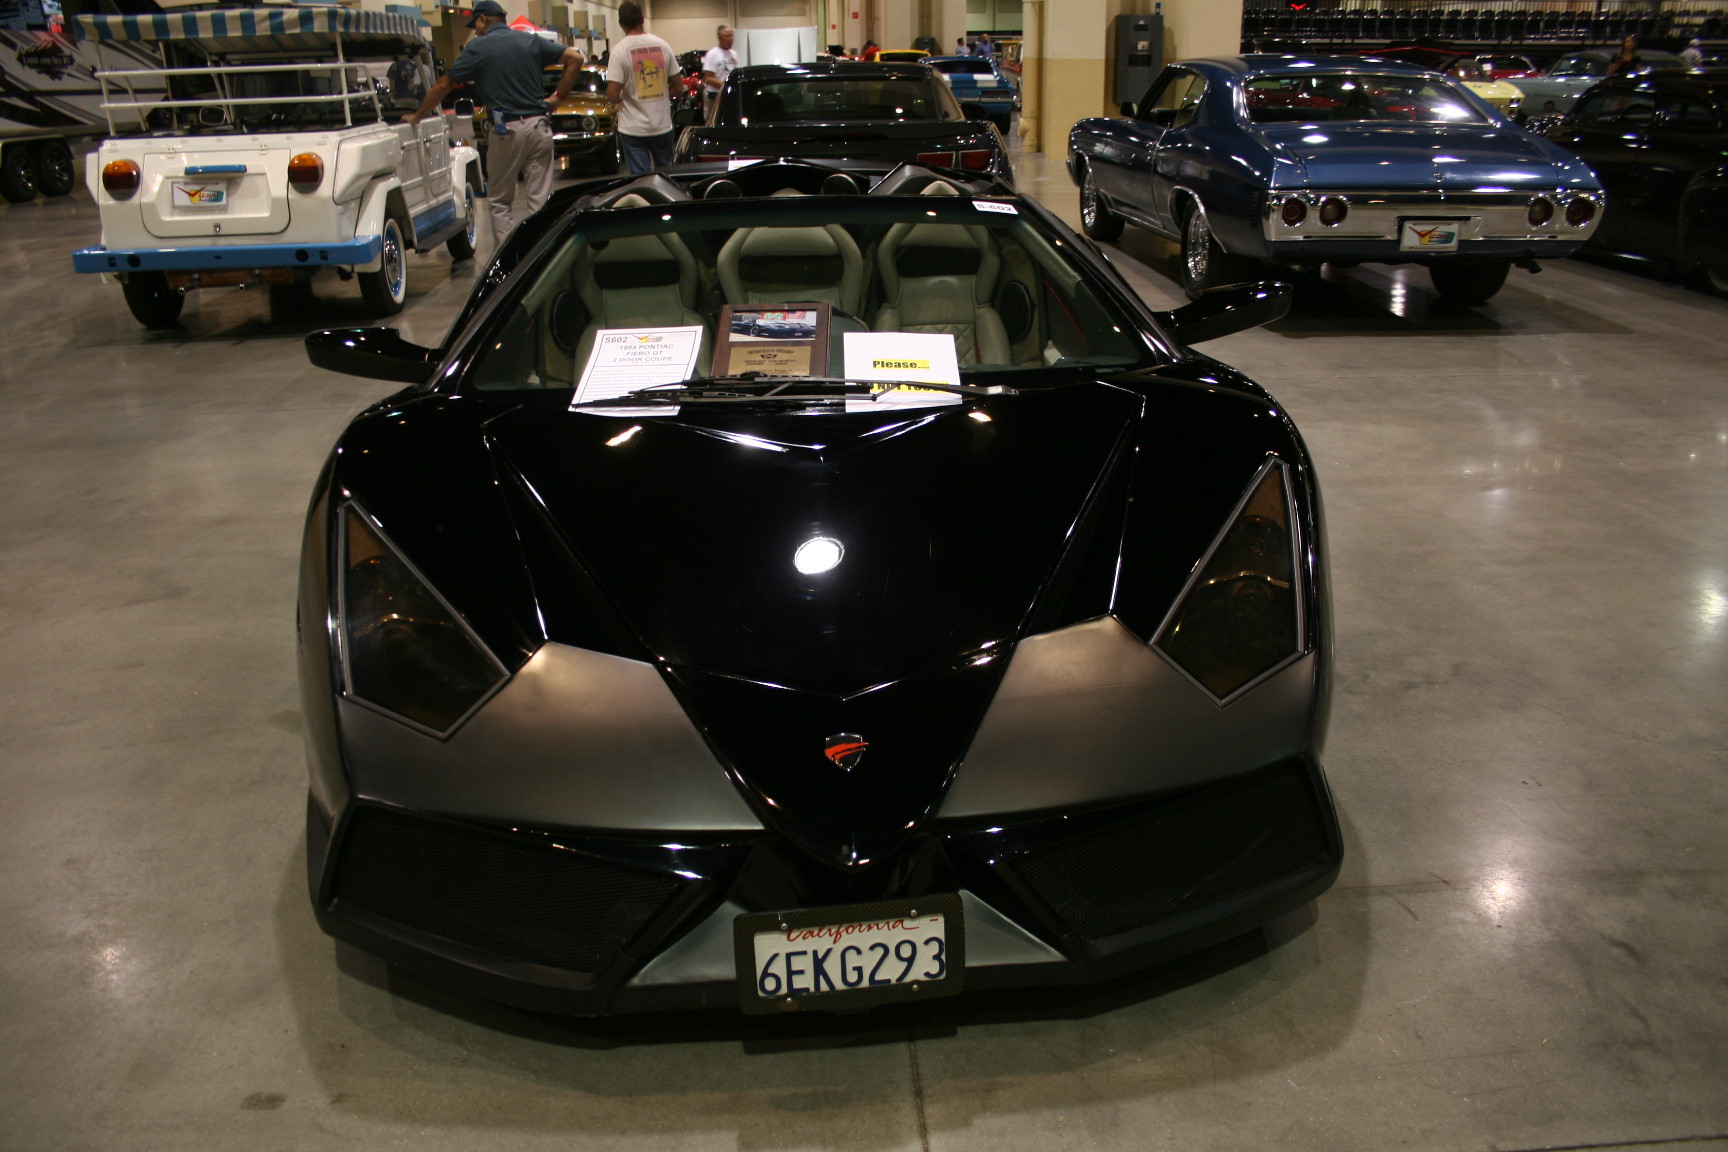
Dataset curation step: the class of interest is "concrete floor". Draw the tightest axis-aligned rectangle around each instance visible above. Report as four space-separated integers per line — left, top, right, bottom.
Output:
2 140 1724 1152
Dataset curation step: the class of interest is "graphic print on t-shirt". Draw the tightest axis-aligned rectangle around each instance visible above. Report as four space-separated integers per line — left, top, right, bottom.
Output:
632 45 667 101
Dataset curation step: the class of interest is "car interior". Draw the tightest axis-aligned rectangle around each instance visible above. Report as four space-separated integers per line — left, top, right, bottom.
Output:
467 167 1147 391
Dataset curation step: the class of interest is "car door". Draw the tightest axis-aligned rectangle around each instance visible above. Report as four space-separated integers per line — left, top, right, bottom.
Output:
1134 67 1207 232
1631 91 1727 260
1549 84 1658 252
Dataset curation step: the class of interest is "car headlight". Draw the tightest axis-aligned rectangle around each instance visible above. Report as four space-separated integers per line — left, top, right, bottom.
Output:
339 505 506 734
1155 458 1302 699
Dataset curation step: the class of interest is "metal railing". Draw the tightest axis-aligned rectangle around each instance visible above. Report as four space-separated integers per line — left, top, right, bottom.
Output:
95 61 387 135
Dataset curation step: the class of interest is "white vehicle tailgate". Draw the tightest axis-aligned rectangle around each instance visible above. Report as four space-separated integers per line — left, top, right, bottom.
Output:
141 148 291 239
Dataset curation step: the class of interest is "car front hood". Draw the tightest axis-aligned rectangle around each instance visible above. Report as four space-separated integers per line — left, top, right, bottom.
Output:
481 386 1140 867
1261 122 1578 189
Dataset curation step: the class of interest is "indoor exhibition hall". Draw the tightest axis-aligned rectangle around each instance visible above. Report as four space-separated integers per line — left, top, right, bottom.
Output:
1 1 1725 1149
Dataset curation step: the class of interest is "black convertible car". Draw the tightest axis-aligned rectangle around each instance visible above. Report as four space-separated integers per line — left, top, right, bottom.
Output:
673 61 1014 185
297 158 1341 1016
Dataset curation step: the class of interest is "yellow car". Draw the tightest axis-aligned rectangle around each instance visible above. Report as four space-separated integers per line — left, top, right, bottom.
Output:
543 66 616 173
874 48 930 64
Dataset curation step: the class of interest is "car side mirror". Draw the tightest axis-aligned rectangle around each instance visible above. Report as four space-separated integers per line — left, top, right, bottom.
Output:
673 105 705 127
305 327 437 384
960 100 990 121
1154 281 1292 345
454 97 474 116
1146 106 1177 127
1119 101 1137 117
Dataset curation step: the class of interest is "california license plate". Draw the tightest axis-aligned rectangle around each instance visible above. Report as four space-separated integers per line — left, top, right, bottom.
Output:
1400 218 1462 251
172 181 229 209
734 894 964 1014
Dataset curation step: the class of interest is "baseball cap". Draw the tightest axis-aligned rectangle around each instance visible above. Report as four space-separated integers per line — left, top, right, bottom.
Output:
466 1 506 27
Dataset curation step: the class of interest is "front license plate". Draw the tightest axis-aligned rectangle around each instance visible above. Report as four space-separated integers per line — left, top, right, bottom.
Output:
172 181 230 209
735 894 964 1014
1400 218 1462 251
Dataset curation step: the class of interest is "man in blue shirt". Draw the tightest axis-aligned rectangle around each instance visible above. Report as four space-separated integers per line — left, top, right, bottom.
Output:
409 0 585 242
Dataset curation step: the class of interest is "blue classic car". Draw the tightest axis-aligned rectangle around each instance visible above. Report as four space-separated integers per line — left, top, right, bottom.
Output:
1069 55 1605 303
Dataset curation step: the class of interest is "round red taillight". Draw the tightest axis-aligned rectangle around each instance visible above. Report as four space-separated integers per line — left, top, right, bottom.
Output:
1279 197 1307 226
1564 196 1596 226
1527 197 1555 227
101 159 140 199
1318 196 1348 226
287 152 323 193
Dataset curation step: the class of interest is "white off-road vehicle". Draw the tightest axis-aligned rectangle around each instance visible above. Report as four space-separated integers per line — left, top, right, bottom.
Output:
71 6 482 328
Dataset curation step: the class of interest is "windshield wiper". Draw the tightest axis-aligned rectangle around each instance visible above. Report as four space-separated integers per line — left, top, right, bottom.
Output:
575 373 1018 405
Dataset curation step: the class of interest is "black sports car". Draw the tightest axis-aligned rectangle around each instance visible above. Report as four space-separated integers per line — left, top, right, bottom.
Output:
673 61 1014 185
298 158 1341 1016
1540 71 1728 293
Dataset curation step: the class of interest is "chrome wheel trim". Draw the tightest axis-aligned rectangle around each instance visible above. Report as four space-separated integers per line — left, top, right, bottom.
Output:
462 186 478 247
1185 210 1210 283
382 220 406 302
1081 169 1099 230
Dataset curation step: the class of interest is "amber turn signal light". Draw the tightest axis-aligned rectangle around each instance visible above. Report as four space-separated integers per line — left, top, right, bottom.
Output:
288 153 324 193
102 159 141 199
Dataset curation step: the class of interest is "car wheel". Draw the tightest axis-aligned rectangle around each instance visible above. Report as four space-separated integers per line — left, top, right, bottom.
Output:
121 272 184 329
992 114 1011 134
360 215 409 316
32 139 75 198
1079 165 1124 242
0 144 38 203
446 181 479 262
1429 259 1511 305
1180 203 1255 300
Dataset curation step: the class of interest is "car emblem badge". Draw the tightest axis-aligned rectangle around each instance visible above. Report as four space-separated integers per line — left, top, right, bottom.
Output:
824 733 868 771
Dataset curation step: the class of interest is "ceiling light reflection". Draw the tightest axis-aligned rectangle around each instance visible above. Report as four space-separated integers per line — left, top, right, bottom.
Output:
794 537 844 575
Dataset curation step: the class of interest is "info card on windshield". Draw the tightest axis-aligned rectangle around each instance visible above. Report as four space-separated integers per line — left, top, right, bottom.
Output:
571 326 704 412
841 332 962 410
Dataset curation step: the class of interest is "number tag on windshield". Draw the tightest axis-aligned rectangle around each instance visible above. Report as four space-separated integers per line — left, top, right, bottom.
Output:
734 895 965 1013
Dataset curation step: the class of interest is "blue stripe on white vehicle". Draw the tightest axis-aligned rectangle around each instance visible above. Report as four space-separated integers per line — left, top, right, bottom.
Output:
71 235 385 274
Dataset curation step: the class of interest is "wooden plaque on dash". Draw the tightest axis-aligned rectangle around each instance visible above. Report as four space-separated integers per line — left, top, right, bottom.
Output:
713 303 831 377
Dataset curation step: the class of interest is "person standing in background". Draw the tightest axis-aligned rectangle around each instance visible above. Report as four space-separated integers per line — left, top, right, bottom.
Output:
407 0 584 242
606 1 677 173
861 39 879 60
701 24 737 119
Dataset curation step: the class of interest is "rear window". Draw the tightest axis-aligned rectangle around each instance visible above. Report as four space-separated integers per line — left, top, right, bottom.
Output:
741 78 941 122
1244 72 1489 124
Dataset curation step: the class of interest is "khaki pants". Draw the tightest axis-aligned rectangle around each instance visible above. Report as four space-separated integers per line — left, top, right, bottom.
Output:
486 114 554 241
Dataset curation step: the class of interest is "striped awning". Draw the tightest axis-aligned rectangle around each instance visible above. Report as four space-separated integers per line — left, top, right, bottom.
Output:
77 7 427 46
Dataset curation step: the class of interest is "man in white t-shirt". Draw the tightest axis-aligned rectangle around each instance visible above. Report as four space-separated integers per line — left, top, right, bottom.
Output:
700 25 737 120
605 1 676 174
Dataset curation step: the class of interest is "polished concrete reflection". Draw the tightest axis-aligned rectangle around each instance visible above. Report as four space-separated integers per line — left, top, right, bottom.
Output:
1 139 1724 1152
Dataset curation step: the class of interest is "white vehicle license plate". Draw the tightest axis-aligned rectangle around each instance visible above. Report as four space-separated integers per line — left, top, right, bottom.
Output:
172 181 230 209
734 894 964 1013
1400 218 1462 252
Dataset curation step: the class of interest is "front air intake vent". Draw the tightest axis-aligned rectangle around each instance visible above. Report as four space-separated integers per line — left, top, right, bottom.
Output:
1011 759 1333 942
330 806 687 974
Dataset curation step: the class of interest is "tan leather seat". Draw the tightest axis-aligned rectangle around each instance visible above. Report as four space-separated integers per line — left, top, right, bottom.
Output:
717 215 865 316
870 184 1011 365
568 194 711 372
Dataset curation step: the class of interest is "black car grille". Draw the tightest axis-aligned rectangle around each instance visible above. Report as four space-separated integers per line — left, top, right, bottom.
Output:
1010 760 1333 942
330 805 687 974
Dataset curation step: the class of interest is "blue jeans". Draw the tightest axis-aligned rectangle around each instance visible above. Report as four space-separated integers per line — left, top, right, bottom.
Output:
618 129 677 175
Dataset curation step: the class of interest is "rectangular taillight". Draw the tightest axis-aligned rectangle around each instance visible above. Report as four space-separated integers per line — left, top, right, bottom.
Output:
918 151 955 167
958 150 995 170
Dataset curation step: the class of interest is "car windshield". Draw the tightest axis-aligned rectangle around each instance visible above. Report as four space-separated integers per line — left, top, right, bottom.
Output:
462 196 1155 393
1245 72 1489 124
544 70 609 96
1550 56 1606 77
740 77 940 122
931 59 993 75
